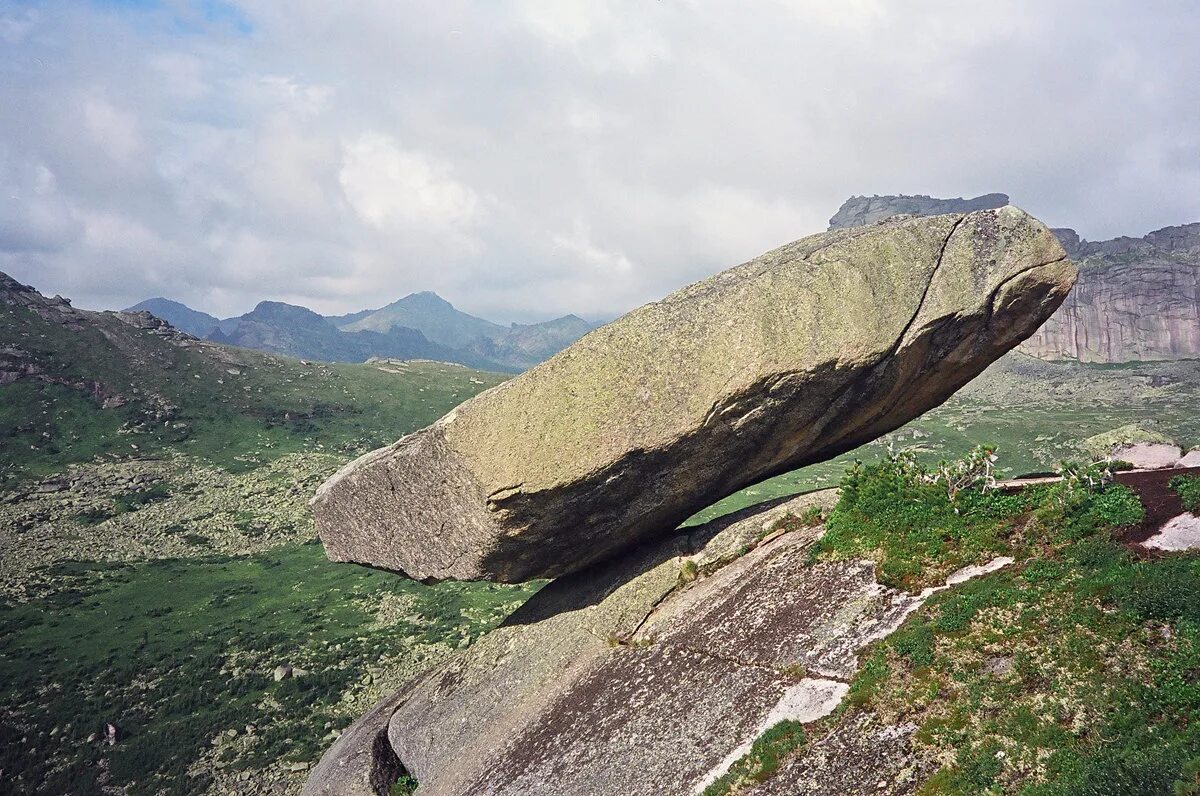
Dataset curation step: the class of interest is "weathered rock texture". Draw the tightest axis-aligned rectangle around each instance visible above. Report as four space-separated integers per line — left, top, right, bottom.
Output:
304 492 1003 796
313 207 1074 582
830 195 1200 363
1019 223 1200 362
827 193 1010 229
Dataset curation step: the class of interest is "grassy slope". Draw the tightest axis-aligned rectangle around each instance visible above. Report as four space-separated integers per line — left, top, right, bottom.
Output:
708 455 1200 796
0 300 507 485
0 543 538 795
0 300 524 794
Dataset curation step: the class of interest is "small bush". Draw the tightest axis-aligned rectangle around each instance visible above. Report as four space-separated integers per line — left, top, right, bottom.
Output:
891 618 935 667
1170 474 1200 514
1034 464 1143 542
390 774 419 796
678 559 699 584
799 504 825 527
113 482 172 514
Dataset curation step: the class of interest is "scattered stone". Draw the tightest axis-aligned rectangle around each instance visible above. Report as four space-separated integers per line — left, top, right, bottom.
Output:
1178 449 1200 468
314 207 1074 582
983 655 1015 676
1081 423 1174 461
1141 514 1200 551
1112 442 1185 470
273 664 294 682
104 722 122 746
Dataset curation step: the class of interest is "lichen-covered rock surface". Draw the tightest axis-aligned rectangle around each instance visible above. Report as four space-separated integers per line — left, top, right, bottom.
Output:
304 492 1017 796
313 207 1075 582
302 490 1018 796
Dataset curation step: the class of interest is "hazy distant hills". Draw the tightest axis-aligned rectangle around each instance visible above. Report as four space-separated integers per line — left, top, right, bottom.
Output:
125 298 223 339
827 192 1011 229
342 291 505 348
829 193 1200 363
338 291 595 370
124 291 597 372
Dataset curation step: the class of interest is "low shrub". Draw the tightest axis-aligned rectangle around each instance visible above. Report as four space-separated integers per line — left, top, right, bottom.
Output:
1170 473 1200 514
390 774 419 795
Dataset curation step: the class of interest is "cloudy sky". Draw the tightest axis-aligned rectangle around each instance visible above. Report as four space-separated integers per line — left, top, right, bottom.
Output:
2 1 1199 322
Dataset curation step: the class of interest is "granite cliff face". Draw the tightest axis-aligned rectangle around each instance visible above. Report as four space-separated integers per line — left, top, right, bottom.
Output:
1019 223 1200 362
829 194 1200 362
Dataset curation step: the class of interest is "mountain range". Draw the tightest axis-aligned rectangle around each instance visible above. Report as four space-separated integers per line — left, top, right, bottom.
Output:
125 292 595 373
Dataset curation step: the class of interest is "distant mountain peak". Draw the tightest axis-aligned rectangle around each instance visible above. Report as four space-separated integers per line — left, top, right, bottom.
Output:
125 297 222 339
828 193 1009 229
393 290 455 311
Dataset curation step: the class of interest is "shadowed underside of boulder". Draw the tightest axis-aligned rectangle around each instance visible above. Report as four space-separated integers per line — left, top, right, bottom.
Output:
312 206 1075 582
303 491 974 796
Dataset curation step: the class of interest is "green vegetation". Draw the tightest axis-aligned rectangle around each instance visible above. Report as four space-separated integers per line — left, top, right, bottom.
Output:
702 720 807 796
0 542 538 794
811 447 1014 589
741 449 1200 795
807 450 1145 591
0 301 506 487
688 356 1200 526
390 774 420 795
1171 473 1200 513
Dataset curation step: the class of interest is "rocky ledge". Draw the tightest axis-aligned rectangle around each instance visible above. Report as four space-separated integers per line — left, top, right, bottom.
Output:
305 492 1012 796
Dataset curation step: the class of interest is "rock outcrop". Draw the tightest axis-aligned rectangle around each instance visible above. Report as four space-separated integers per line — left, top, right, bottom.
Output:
829 195 1200 363
312 207 1075 583
1019 223 1200 362
304 492 1009 796
827 193 1010 229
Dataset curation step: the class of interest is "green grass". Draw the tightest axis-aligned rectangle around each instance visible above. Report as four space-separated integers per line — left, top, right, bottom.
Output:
0 542 539 795
774 450 1200 796
702 720 807 796
0 301 506 487
390 774 419 795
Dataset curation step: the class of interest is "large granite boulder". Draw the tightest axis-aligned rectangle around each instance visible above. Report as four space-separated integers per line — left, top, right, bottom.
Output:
303 491 1009 796
313 206 1074 582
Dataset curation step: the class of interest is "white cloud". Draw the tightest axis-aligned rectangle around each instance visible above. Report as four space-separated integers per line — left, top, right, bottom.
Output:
0 159 83 253
339 133 480 231
0 0 1198 323
551 221 635 275
81 95 143 165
